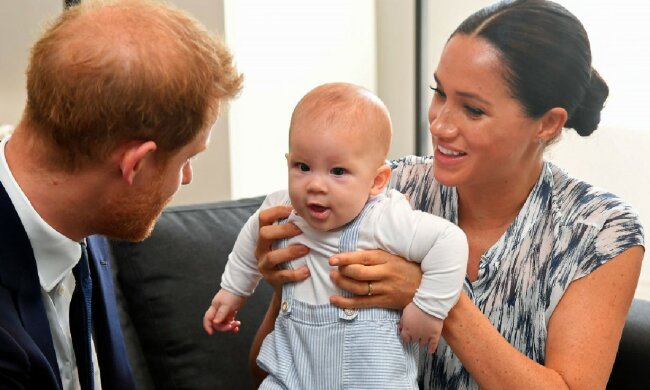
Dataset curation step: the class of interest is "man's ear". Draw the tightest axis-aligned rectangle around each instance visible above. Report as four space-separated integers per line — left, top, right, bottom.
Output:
537 107 568 144
370 164 391 196
117 141 158 185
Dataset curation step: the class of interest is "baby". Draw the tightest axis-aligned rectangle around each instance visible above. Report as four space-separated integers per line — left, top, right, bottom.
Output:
204 82 468 389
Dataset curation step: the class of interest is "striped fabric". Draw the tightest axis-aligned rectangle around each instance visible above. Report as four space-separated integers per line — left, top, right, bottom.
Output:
257 198 418 389
388 156 645 390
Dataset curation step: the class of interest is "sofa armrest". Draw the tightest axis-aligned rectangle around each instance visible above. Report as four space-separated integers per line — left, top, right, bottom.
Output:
607 298 650 389
109 196 271 390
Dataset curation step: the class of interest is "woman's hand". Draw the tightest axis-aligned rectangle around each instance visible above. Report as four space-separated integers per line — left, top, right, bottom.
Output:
329 249 422 309
251 205 309 386
254 205 310 291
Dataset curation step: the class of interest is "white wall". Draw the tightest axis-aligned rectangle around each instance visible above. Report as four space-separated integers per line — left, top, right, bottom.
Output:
1 1 416 205
377 0 416 160
175 0 415 202
0 1 62 125
223 0 378 199
169 0 233 205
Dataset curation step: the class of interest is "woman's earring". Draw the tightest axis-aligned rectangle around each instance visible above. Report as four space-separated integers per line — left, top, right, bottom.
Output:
537 137 544 145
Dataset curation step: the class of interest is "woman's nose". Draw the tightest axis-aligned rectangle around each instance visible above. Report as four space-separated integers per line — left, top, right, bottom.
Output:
429 105 458 138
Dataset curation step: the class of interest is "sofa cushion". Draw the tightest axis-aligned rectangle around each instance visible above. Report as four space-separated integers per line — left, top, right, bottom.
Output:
110 196 271 390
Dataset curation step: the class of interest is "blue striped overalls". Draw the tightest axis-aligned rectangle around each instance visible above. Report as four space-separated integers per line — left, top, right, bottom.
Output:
257 199 418 389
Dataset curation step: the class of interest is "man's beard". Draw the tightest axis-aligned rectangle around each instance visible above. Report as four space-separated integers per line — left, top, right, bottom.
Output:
96 177 172 242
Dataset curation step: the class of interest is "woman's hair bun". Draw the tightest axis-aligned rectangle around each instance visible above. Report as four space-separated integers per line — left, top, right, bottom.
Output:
565 69 609 136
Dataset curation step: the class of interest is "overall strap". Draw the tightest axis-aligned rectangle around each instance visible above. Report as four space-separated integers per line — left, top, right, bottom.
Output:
273 199 296 307
335 196 382 321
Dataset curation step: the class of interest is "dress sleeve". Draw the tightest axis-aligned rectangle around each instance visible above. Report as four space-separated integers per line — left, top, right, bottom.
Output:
573 201 645 281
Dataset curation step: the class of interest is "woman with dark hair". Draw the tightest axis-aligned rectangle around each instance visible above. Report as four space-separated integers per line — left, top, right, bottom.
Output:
252 0 644 388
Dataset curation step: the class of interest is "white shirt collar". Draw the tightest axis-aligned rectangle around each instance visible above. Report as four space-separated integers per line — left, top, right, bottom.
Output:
0 136 81 292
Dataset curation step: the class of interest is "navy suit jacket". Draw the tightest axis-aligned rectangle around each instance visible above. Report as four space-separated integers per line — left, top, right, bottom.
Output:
0 182 135 389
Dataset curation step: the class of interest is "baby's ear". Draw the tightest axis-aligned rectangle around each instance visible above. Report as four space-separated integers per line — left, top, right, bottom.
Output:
370 164 391 195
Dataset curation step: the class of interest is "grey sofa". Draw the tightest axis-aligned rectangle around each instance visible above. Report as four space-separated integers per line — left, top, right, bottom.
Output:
107 196 650 389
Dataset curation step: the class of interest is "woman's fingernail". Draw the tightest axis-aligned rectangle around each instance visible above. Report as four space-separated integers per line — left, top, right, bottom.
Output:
330 257 339 265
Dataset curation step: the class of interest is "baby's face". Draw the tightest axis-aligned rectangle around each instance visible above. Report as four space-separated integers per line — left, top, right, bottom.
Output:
287 119 381 232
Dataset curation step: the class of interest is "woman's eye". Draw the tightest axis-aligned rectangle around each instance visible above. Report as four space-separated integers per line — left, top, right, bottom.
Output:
330 167 346 176
297 163 310 172
465 105 485 118
430 85 446 98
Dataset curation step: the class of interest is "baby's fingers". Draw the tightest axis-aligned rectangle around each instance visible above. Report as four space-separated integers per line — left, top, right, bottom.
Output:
399 321 412 343
205 306 241 334
211 310 241 333
400 331 415 344
212 319 241 333
427 336 440 353
203 307 217 335
213 305 232 324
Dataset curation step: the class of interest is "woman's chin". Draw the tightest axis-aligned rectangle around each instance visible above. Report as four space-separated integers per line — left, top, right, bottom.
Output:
432 168 462 188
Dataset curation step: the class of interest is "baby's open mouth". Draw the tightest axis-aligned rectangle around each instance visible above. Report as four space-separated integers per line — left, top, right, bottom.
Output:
309 204 328 213
307 204 331 220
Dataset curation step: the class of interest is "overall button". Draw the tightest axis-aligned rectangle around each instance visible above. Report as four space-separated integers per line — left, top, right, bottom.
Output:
281 301 289 312
344 308 355 317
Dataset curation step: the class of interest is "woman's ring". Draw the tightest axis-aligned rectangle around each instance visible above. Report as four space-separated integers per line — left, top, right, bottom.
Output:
367 281 374 296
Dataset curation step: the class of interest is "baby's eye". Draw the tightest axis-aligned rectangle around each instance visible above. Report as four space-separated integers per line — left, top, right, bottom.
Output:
296 163 310 172
330 167 347 176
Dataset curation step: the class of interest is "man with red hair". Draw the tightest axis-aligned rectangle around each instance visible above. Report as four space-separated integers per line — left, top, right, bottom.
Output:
0 1 241 388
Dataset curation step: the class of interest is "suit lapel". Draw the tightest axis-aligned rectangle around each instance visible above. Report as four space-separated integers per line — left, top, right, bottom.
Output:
87 235 135 390
0 181 62 387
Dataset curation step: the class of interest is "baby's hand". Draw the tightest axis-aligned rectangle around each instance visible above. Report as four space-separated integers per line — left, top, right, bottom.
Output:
399 302 443 353
202 289 246 335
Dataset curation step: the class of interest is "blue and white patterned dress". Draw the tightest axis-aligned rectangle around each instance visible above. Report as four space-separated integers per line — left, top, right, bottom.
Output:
388 156 645 390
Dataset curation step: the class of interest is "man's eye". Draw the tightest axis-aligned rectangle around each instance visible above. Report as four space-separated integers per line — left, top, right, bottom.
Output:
330 167 346 176
297 163 310 172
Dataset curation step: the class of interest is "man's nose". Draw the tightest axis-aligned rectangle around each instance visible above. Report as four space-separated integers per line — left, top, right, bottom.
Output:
181 161 193 185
